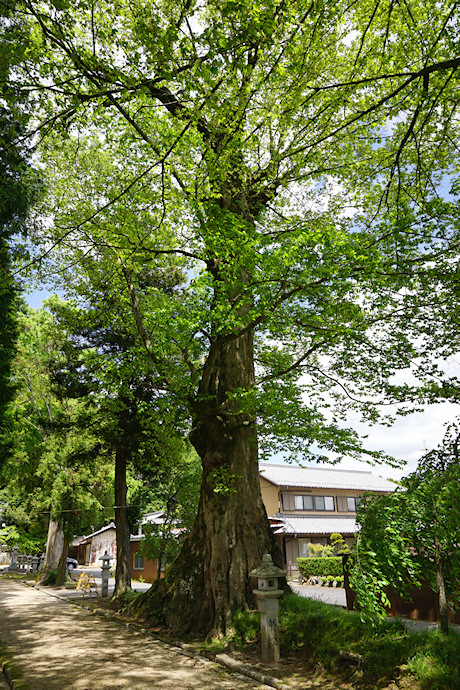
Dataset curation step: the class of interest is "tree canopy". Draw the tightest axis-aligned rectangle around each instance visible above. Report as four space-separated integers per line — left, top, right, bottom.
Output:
0 308 114 566
47 288 194 596
0 4 42 451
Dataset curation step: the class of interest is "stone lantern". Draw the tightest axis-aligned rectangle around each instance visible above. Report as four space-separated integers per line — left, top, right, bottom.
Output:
250 553 285 664
99 551 112 597
9 544 19 572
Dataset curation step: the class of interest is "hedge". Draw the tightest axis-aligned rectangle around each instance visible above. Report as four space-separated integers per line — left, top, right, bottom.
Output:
297 556 343 578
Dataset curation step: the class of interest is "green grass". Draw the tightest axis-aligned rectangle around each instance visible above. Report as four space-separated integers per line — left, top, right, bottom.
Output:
406 630 460 689
230 594 460 688
122 590 142 604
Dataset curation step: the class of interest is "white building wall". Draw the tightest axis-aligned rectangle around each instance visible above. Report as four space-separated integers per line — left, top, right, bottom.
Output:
89 529 117 565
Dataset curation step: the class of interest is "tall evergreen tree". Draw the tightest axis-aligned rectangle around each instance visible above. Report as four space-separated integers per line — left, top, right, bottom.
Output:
0 308 114 584
47 269 186 597
0 4 41 456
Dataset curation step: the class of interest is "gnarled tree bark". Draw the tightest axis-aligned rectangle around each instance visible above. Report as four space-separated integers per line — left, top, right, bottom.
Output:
134 325 283 635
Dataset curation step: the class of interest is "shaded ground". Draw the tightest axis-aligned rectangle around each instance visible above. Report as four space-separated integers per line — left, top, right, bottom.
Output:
1 575 448 690
0 579 267 689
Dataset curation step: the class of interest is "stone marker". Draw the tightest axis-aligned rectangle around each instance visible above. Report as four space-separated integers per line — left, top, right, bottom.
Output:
31 555 39 574
8 544 19 572
250 553 285 664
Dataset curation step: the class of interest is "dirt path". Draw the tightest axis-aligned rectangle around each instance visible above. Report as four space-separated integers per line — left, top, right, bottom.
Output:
0 579 268 689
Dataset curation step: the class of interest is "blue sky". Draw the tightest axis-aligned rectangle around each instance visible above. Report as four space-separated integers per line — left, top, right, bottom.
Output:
25 289 53 309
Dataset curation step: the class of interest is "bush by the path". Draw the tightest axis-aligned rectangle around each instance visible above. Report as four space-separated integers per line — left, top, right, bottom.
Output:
297 556 342 579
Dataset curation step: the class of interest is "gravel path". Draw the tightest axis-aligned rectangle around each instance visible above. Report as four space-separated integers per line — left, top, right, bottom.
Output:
0 579 267 689
290 584 347 607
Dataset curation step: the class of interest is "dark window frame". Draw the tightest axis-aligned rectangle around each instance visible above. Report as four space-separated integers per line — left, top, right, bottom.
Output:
346 496 362 512
292 494 335 511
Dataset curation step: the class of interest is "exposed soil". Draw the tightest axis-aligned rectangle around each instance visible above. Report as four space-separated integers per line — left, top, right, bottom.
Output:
0 579 263 689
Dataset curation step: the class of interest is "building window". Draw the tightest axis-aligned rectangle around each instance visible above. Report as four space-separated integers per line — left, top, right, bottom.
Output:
346 497 362 512
303 495 314 510
133 553 145 570
298 538 311 557
293 495 334 511
313 496 334 511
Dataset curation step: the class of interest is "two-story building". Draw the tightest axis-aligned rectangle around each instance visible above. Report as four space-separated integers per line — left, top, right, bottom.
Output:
259 462 395 567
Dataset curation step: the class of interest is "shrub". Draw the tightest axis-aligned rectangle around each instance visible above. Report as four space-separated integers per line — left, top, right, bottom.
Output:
330 533 350 555
327 575 335 586
297 556 342 578
45 570 57 585
232 609 260 646
308 542 334 558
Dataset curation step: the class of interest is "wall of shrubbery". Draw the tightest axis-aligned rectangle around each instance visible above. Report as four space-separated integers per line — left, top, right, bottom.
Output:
297 556 342 579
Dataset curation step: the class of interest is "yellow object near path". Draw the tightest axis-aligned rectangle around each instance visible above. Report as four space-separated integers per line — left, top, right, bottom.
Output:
75 572 99 597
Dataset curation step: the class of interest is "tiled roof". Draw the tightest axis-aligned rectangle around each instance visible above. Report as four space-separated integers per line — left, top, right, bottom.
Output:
270 514 359 535
74 521 116 544
259 462 395 492
140 511 167 525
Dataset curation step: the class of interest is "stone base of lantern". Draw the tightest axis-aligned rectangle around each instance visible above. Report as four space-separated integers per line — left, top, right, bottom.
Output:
253 589 284 664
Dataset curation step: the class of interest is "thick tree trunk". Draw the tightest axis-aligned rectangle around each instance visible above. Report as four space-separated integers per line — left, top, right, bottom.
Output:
55 532 70 587
134 328 283 635
38 517 64 585
113 446 132 598
128 188 282 633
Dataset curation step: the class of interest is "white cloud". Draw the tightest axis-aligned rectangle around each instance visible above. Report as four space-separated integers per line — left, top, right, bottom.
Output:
329 402 459 481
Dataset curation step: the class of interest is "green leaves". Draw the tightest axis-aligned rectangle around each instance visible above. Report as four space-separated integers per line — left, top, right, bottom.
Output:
349 423 460 625
0 307 115 546
7 0 460 468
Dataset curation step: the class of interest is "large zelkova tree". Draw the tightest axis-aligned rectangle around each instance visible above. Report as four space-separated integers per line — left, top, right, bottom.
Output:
350 423 460 635
6 0 460 633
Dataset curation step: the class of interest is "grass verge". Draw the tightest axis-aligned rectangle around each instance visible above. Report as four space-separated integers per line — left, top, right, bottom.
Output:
228 595 460 689
75 589 460 689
